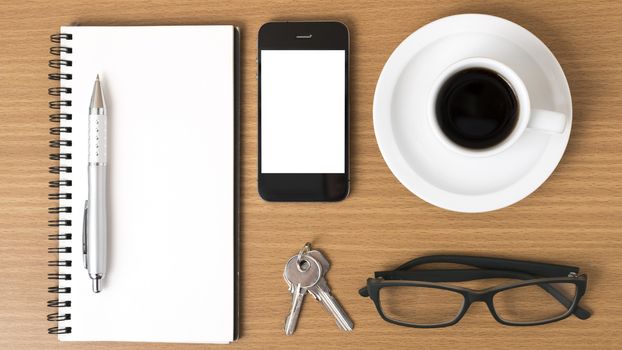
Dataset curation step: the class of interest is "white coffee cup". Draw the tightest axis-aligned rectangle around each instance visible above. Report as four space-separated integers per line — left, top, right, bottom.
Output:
428 58 568 157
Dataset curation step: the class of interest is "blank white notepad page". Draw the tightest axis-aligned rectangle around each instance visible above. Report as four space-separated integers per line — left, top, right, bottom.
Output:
56 26 235 343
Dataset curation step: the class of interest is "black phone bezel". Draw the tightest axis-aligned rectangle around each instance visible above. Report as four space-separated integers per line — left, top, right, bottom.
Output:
257 21 350 202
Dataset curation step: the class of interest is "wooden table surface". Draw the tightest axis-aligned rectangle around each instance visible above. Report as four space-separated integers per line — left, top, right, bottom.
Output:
1 0 621 349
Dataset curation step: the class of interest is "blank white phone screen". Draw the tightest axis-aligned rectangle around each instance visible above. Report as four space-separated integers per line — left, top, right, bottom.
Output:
261 50 345 173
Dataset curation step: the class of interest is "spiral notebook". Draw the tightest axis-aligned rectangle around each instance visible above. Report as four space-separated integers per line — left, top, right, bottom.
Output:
47 25 239 344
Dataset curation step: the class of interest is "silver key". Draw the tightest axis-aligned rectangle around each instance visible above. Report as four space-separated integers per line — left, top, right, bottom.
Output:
307 249 354 331
283 254 322 335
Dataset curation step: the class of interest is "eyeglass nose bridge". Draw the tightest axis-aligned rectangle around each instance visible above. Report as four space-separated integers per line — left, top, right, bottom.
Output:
465 290 494 304
459 291 498 323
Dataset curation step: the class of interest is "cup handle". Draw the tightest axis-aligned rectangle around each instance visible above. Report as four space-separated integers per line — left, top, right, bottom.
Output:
528 109 568 133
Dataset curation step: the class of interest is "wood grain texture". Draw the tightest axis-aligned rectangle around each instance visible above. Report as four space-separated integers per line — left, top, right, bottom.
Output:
1 0 621 349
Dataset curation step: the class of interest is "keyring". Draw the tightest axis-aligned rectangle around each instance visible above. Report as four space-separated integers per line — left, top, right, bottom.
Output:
297 242 312 264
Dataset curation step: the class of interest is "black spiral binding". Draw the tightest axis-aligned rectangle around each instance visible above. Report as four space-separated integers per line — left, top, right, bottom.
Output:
48 33 73 336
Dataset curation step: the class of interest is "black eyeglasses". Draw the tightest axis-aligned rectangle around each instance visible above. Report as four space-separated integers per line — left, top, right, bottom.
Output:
359 255 590 327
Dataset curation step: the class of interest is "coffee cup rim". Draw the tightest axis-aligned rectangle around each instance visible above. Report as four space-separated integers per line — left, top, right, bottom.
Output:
428 57 531 158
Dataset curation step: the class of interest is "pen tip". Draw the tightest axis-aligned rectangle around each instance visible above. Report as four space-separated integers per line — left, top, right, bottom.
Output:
90 75 105 110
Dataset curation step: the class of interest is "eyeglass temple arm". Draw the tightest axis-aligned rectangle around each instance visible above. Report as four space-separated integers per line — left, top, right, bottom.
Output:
358 255 575 296
394 255 580 277
363 269 590 320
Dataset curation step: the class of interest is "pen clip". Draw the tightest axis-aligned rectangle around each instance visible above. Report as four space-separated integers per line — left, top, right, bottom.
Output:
83 200 88 269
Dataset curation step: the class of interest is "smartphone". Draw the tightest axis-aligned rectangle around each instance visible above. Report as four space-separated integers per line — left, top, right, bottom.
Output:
258 21 349 201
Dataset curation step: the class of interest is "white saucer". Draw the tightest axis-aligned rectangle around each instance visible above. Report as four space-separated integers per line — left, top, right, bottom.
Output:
373 14 572 213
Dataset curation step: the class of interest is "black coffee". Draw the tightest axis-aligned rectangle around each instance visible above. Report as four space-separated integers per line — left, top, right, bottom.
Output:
435 68 518 149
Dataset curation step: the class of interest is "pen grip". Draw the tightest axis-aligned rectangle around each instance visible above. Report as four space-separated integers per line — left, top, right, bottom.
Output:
88 113 107 164
86 165 107 277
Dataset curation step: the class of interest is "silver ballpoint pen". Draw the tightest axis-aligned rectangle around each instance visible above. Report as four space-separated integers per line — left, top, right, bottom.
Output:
84 75 108 293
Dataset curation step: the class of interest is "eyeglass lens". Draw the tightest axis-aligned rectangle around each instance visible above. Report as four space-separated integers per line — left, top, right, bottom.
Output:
379 286 464 326
493 282 577 323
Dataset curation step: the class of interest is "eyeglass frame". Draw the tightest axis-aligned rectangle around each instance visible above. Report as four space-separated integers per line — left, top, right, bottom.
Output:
359 255 590 328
